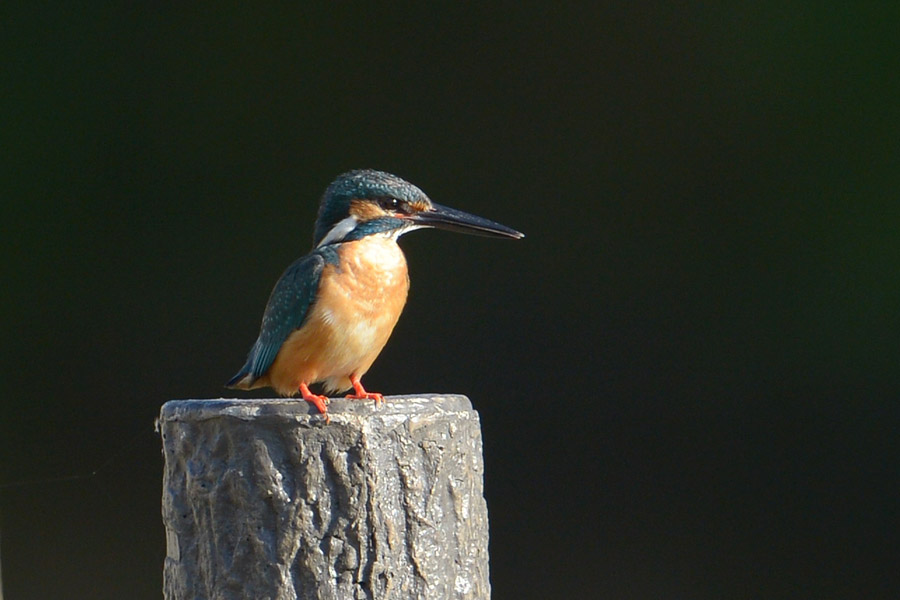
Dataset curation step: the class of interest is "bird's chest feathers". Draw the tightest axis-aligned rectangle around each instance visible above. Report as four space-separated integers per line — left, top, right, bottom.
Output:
339 236 408 299
312 237 409 344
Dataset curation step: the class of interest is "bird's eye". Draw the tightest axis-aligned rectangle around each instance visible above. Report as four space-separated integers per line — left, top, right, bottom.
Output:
377 197 407 213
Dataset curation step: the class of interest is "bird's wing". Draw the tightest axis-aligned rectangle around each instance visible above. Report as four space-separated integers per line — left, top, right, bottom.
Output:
227 251 327 386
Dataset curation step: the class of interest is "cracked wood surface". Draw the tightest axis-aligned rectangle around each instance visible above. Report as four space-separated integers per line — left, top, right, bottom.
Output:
160 395 489 600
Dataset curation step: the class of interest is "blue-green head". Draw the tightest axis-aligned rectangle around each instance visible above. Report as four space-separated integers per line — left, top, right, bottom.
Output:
312 169 524 247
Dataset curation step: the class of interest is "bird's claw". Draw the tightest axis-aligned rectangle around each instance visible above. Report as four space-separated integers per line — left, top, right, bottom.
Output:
299 383 331 422
345 391 384 407
346 375 384 408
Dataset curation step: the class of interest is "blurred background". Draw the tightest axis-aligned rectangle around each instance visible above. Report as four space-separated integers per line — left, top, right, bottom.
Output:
2 3 898 598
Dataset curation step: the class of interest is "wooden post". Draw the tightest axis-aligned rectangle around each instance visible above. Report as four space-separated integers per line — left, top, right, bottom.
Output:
159 395 490 599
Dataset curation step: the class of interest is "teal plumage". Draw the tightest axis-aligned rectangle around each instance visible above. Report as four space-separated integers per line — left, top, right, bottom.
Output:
226 169 523 420
226 250 330 388
313 170 427 246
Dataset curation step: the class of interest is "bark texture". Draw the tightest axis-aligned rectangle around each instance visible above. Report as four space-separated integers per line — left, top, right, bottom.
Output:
160 395 489 600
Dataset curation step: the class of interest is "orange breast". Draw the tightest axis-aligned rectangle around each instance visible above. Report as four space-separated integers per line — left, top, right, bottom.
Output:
263 236 410 395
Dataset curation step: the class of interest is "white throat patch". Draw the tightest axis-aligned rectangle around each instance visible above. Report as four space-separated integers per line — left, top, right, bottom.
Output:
317 215 358 247
376 222 427 241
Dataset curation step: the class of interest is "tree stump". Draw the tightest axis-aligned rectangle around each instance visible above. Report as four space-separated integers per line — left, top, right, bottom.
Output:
159 395 490 600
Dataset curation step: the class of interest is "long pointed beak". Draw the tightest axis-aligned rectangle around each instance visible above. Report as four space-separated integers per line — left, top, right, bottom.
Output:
410 202 524 239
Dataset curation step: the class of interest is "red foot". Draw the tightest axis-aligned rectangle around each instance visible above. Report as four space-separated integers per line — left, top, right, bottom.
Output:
299 382 330 423
345 374 384 407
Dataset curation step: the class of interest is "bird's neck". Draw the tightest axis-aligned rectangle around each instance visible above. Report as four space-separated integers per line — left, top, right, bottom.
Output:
317 216 419 248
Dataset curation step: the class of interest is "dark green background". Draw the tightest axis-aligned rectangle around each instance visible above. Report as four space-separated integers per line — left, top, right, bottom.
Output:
2 4 898 598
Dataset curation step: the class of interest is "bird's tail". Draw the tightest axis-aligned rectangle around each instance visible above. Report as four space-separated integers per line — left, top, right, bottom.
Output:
225 362 256 390
226 338 270 390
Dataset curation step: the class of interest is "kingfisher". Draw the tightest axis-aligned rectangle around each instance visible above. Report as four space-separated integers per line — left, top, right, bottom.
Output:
226 169 523 421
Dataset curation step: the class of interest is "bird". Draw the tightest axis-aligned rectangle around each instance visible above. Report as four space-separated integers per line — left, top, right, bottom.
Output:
226 169 523 421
